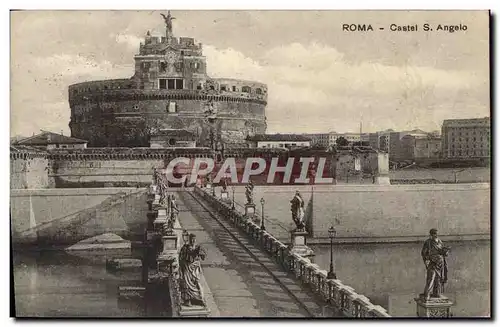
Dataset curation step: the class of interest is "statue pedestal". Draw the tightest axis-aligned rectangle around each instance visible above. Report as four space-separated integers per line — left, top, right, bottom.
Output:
245 203 256 218
179 304 210 317
376 175 391 185
414 295 454 318
160 234 179 253
152 199 161 211
158 208 168 217
290 230 314 258
153 217 167 232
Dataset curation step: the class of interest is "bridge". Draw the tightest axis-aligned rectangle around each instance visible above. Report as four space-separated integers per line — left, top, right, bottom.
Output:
109 172 392 318
11 166 471 317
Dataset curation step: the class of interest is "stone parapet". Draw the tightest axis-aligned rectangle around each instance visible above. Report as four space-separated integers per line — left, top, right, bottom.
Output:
69 88 267 106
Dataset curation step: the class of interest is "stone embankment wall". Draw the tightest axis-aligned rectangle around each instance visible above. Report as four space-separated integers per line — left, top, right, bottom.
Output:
10 155 51 189
10 188 147 246
231 183 490 242
389 167 490 184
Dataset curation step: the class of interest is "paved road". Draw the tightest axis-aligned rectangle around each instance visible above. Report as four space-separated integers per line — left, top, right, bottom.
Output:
175 190 336 318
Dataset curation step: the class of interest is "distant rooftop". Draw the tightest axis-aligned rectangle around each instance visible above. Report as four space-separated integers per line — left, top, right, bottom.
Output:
336 146 378 153
15 131 88 146
443 117 490 126
247 134 312 142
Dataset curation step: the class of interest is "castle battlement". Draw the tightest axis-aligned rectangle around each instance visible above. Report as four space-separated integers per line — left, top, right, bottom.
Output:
141 35 202 55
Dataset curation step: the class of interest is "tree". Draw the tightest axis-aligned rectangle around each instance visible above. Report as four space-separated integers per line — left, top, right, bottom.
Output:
336 136 349 147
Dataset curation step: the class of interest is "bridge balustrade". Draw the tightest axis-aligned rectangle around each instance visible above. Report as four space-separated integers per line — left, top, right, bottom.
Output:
193 186 391 318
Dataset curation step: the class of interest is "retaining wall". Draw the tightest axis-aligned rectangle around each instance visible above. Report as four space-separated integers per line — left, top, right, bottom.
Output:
230 183 490 242
10 188 148 245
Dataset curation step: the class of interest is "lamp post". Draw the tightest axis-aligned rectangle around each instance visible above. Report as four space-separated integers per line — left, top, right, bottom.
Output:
232 186 235 210
327 225 337 279
260 197 266 231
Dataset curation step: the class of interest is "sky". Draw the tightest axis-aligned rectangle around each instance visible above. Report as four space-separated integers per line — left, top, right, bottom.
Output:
10 10 490 137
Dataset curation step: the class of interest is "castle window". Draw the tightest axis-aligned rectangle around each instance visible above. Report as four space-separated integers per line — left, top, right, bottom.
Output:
232 86 237 92
191 62 200 71
167 102 177 113
242 86 251 93
197 83 203 90
220 85 227 91
157 78 184 90
255 88 262 94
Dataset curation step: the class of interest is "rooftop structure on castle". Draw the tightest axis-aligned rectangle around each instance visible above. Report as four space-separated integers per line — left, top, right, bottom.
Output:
68 11 268 148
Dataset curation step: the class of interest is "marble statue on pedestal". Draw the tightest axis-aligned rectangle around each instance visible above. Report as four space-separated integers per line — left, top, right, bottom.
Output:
179 233 207 307
290 191 305 231
168 195 179 229
421 228 450 300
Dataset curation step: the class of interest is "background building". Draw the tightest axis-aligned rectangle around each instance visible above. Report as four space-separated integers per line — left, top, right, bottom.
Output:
14 131 88 150
441 117 491 158
387 129 428 162
247 134 311 149
303 133 330 148
328 132 342 147
400 134 442 162
68 15 267 148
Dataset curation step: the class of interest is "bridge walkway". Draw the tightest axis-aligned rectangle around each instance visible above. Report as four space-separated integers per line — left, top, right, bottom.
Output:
175 190 338 317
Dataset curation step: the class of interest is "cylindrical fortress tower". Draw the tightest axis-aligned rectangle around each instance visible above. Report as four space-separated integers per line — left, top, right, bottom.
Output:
68 13 267 148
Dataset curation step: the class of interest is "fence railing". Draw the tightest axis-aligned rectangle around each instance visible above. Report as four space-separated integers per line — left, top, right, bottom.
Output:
193 186 391 318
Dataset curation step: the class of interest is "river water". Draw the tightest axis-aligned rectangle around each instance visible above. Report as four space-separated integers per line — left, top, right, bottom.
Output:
13 240 490 317
12 249 145 317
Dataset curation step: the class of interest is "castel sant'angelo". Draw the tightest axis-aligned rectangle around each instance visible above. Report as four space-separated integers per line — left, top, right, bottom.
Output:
68 12 267 148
